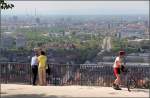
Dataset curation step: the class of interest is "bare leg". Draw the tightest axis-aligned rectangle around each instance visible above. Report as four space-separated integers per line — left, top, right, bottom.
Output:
114 74 121 85
43 69 47 86
38 68 43 85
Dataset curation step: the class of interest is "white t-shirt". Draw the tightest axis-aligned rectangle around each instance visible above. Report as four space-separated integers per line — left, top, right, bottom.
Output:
31 56 38 66
113 56 121 68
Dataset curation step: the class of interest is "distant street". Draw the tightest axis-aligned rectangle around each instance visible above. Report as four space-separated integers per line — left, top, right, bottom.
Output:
102 37 112 52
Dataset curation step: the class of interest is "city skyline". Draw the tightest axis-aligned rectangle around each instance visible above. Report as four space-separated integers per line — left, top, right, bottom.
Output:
1 1 149 16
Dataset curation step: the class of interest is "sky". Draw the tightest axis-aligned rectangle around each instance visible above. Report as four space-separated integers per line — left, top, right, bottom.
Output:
1 1 149 16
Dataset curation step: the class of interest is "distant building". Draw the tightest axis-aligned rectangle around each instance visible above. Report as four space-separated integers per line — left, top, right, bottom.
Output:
1 32 15 48
49 32 64 37
116 23 147 39
16 34 26 48
1 36 14 48
117 27 145 39
64 32 70 36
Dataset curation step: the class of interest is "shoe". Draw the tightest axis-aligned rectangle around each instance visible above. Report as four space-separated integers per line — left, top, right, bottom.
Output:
115 87 122 90
113 83 116 86
112 83 116 88
113 84 122 90
115 85 122 90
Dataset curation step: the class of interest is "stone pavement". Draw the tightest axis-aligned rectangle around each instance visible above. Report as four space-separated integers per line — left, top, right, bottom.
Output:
1 84 149 98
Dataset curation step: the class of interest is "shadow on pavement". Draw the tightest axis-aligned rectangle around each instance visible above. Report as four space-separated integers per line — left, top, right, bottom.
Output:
1 92 7 94
131 89 149 93
1 94 69 98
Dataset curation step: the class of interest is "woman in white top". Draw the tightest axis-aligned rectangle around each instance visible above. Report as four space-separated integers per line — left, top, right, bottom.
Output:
31 53 39 85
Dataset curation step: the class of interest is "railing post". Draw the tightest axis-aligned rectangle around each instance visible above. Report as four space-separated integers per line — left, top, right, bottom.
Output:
5 63 8 84
0 64 2 84
80 64 82 86
29 65 32 85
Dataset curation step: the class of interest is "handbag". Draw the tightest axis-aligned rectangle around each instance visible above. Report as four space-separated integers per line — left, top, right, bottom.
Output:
46 65 51 75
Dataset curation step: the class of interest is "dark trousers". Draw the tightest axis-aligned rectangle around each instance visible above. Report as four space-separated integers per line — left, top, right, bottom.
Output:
32 66 38 85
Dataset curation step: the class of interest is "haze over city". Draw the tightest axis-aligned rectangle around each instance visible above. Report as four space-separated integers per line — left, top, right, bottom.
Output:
2 1 149 15
1 1 150 96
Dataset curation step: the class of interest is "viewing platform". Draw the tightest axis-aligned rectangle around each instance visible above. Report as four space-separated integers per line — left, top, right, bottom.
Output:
1 84 149 98
1 63 150 98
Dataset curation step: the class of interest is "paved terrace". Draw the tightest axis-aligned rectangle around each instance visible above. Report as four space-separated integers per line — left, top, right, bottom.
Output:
1 84 149 98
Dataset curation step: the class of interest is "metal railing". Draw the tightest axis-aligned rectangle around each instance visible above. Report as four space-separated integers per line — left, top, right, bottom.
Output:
0 63 150 88
0 63 31 84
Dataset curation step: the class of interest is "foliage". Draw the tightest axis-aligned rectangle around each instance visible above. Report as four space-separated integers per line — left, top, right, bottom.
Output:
1 0 14 9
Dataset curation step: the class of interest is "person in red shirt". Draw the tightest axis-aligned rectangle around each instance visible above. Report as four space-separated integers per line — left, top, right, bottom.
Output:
113 51 125 90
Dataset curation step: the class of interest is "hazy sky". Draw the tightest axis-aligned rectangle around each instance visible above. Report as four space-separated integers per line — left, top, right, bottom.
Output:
2 1 149 15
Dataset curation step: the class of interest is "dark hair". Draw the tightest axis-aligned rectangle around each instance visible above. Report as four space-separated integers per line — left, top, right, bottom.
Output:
35 52 39 56
119 51 125 56
41 51 46 55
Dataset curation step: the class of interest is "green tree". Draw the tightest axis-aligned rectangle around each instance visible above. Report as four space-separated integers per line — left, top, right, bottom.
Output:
1 0 14 9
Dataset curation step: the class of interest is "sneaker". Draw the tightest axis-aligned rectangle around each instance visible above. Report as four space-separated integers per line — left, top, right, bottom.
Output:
115 85 122 90
32 84 37 86
115 87 122 90
112 83 117 88
113 84 122 90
